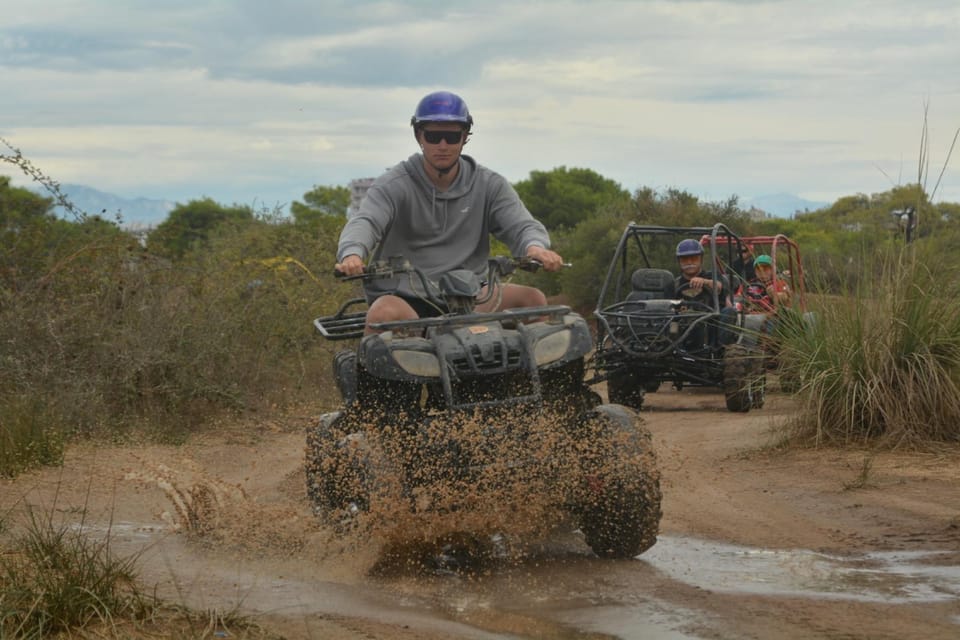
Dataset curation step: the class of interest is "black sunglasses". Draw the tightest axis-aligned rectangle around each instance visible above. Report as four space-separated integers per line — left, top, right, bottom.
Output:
421 130 464 145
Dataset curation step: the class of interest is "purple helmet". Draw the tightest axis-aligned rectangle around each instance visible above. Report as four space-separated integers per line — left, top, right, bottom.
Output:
676 239 704 257
410 91 473 131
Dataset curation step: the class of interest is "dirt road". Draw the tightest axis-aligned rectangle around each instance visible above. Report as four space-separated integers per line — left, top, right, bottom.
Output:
2 388 959 639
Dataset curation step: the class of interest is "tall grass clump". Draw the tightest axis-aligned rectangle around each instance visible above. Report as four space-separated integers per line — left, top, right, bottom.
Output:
0 509 283 638
0 399 64 478
0 510 149 637
777 244 960 448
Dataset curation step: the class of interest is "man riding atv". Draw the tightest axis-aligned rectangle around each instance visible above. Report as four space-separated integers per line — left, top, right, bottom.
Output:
306 93 663 561
334 90 564 331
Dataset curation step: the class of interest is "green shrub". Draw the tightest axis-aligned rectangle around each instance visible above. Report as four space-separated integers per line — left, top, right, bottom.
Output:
0 211 348 451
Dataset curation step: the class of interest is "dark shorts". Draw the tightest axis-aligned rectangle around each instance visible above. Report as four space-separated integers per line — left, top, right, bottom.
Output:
398 295 449 319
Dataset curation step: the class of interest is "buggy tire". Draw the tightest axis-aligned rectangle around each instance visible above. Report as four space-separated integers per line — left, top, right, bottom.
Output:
573 404 662 558
751 369 766 409
723 343 764 412
607 370 645 410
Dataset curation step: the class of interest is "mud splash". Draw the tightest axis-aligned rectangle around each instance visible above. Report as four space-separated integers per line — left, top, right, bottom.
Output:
124 460 323 555
304 404 661 569
113 433 959 612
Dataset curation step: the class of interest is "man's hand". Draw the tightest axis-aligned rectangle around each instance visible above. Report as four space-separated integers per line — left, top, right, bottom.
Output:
688 276 718 291
335 254 365 277
525 246 564 272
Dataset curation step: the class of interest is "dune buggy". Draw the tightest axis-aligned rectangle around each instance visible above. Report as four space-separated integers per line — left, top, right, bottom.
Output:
591 223 768 412
732 233 817 391
305 255 662 559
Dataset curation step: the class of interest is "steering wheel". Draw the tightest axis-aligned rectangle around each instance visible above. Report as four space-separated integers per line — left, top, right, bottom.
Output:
675 281 715 312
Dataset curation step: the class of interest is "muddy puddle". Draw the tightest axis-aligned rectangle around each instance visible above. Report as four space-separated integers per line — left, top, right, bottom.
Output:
76 520 960 639
642 536 960 604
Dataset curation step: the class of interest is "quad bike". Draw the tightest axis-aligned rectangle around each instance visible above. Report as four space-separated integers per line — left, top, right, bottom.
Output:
305 255 662 559
591 223 769 412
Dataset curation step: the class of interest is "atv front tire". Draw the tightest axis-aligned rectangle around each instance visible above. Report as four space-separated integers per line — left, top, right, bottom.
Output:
305 411 375 521
572 404 661 558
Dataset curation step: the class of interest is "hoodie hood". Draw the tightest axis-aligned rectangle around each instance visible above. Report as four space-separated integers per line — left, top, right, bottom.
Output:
402 153 478 199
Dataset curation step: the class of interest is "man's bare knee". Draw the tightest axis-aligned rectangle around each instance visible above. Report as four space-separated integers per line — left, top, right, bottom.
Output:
365 296 417 334
483 284 546 311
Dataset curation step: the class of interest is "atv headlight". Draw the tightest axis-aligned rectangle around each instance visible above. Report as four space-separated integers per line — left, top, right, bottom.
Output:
393 350 441 377
533 331 571 365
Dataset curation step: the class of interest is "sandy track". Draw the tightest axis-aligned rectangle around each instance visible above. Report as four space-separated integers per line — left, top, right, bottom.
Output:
3 389 959 639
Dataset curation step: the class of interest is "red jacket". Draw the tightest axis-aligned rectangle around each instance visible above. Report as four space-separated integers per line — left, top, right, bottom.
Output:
742 278 789 312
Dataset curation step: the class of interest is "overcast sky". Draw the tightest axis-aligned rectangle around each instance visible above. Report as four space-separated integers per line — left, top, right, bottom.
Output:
3 0 959 212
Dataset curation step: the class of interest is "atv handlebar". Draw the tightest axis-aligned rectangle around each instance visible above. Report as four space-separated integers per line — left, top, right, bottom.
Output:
317 255 571 341
333 255 415 280
333 255 566 281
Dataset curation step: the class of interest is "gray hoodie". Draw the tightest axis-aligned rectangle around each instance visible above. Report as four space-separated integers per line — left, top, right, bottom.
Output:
337 153 551 300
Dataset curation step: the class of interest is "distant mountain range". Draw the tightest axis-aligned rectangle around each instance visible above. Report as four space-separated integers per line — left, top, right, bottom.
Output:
743 193 829 218
29 183 175 228
27 183 828 227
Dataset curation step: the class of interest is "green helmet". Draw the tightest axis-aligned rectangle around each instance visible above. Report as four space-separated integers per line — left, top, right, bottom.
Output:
754 254 773 267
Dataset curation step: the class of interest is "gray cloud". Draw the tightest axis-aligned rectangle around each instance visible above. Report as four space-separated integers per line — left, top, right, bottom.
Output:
2 0 959 209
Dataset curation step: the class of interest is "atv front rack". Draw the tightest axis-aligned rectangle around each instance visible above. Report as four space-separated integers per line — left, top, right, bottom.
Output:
314 298 368 340
314 302 572 341
370 304 571 332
